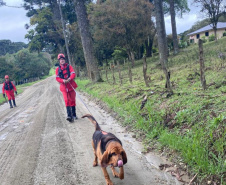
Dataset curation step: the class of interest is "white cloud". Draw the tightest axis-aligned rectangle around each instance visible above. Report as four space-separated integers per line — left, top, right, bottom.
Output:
0 0 29 43
164 1 203 35
165 13 202 34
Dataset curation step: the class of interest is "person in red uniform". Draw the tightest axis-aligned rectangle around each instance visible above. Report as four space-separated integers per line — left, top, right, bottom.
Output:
55 53 78 122
2 75 17 109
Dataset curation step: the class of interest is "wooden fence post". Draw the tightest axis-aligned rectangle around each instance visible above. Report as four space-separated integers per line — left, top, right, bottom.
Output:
117 60 122 85
112 65 116 85
105 66 108 82
198 39 207 90
128 63 132 84
143 55 150 87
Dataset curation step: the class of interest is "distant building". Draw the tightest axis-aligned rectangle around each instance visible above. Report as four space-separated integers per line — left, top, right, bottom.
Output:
188 22 226 43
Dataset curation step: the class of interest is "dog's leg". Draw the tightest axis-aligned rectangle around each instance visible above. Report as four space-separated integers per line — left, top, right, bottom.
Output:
110 166 119 178
118 166 124 179
92 141 98 166
101 167 113 185
110 166 124 179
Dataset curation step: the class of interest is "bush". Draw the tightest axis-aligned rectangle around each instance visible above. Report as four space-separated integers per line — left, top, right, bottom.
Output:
152 47 158 53
201 36 207 43
179 41 188 48
223 32 226 37
208 34 215 42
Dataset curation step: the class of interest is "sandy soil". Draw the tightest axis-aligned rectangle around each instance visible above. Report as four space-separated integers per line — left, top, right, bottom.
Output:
0 76 190 185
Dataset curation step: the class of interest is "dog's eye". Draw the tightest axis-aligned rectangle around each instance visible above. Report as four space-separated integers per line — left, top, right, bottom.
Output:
111 152 116 156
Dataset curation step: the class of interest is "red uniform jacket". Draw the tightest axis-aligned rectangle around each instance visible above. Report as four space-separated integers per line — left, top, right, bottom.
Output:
2 81 17 94
55 63 78 92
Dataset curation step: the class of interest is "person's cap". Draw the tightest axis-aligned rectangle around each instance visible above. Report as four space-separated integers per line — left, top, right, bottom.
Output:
58 53 65 60
5 75 9 79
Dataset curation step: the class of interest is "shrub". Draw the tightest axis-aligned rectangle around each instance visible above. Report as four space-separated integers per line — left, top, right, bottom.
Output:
223 32 226 37
201 36 207 43
208 34 215 42
152 47 158 53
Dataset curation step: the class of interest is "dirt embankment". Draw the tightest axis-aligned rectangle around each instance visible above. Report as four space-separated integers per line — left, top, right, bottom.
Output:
0 76 189 185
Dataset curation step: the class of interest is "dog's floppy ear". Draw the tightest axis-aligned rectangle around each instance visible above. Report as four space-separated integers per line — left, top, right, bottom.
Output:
101 151 109 167
121 150 127 165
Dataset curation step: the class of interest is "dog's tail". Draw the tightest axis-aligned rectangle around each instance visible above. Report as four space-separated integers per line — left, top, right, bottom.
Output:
82 114 101 131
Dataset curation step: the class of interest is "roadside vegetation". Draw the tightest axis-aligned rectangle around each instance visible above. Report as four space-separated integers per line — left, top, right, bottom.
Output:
76 37 226 184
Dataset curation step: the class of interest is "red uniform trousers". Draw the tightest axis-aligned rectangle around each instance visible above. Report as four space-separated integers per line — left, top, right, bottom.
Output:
62 90 76 107
5 90 15 101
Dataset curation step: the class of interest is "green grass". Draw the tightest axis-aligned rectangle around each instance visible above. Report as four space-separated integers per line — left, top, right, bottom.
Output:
76 37 226 183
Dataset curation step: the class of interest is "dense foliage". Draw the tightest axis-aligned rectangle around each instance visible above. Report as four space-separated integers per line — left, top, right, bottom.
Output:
0 40 28 56
0 49 52 83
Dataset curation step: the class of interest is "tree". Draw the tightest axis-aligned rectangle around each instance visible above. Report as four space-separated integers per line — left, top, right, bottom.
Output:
164 0 189 54
74 0 101 81
169 0 179 54
193 0 226 41
89 0 154 67
154 0 173 92
23 1 65 53
0 40 28 55
57 0 72 65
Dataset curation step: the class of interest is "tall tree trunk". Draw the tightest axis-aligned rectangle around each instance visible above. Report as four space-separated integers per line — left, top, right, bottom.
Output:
169 0 179 55
145 37 153 57
154 0 173 93
213 26 217 42
57 0 72 65
74 0 101 82
198 39 207 90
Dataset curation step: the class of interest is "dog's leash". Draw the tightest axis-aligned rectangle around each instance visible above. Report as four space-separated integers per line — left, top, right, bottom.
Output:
68 82 93 115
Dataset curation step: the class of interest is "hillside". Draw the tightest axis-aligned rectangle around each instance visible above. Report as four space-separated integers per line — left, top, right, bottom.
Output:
76 37 226 184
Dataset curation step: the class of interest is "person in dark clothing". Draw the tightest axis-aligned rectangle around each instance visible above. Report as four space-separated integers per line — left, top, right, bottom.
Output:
2 75 17 109
55 53 78 122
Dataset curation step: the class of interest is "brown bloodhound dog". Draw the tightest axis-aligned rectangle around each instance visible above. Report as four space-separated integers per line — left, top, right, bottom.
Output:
82 114 127 185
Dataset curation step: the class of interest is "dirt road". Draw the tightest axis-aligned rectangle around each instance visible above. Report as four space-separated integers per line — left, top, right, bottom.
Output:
0 76 186 185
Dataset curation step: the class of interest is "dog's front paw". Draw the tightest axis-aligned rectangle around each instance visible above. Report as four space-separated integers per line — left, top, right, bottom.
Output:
93 161 98 167
110 166 119 178
112 171 119 178
106 180 113 185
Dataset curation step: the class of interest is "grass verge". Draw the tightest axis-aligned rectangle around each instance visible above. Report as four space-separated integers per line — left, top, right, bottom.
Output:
76 38 226 184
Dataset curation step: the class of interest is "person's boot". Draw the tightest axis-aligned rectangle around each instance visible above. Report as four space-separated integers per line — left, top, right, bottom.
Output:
66 106 73 122
13 100 17 107
9 100 13 109
71 106 78 120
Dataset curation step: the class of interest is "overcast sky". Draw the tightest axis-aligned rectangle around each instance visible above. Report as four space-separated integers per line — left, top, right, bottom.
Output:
0 0 203 44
